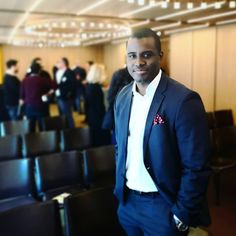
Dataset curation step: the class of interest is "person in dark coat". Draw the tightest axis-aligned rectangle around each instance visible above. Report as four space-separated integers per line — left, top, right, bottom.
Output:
0 85 9 121
73 63 87 114
102 67 133 143
85 64 110 147
55 57 76 128
2 59 21 120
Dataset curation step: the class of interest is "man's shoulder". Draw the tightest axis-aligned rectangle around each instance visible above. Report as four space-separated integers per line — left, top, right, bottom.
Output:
164 75 199 101
116 82 133 103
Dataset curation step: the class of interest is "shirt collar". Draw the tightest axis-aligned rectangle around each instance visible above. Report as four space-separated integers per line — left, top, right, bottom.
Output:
132 69 162 97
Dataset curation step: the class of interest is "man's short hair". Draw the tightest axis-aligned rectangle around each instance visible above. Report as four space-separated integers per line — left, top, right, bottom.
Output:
130 28 161 53
30 62 42 74
87 60 94 66
6 59 18 69
62 57 69 67
32 57 41 64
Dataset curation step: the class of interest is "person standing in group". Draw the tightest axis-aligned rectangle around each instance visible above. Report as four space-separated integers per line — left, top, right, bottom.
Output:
27 58 54 116
55 57 76 128
20 63 54 130
85 63 110 147
73 62 87 115
114 28 211 236
2 59 21 120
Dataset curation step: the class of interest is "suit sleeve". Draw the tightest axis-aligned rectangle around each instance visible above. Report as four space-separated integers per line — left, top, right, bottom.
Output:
171 92 211 226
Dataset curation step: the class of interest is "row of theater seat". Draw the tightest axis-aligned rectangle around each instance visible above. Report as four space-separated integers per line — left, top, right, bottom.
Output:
209 124 236 206
0 145 115 213
206 109 234 129
0 116 71 137
0 187 124 236
0 127 90 161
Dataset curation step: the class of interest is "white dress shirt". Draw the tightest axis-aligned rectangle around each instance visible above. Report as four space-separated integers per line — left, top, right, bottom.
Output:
126 70 162 192
56 69 65 84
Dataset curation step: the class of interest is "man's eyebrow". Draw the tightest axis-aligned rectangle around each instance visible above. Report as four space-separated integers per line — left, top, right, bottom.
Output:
142 50 155 53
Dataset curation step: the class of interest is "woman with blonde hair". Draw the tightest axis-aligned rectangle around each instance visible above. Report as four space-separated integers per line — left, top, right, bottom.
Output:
85 64 110 146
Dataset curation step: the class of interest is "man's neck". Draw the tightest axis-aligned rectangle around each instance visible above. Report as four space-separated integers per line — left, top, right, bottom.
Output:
6 70 16 76
135 82 149 96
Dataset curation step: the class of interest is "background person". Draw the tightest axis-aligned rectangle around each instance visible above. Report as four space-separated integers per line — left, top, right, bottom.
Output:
20 63 54 130
85 64 110 147
3 59 21 120
55 57 76 128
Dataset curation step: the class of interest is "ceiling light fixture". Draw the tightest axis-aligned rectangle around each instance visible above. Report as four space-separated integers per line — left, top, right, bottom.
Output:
214 1 222 9
138 0 145 5
229 0 236 8
149 0 156 6
200 1 208 9
216 17 236 25
187 2 194 9
165 23 210 35
155 1 225 21
161 0 168 8
173 1 181 9
8 0 44 43
77 0 109 15
151 21 181 31
130 19 150 27
187 10 236 23
120 1 162 17
83 38 110 46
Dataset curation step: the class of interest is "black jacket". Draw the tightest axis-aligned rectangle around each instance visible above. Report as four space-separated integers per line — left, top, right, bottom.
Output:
56 69 76 100
3 74 21 106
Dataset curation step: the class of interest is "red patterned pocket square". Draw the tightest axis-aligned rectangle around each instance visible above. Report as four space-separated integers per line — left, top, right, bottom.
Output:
153 114 165 125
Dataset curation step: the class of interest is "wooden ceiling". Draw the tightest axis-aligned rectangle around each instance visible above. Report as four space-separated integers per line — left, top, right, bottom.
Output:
0 0 235 46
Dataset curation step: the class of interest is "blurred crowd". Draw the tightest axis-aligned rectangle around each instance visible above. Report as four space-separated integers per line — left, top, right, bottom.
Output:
0 57 133 146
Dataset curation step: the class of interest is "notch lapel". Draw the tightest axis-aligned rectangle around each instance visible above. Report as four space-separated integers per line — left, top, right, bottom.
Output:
143 74 168 158
120 85 133 154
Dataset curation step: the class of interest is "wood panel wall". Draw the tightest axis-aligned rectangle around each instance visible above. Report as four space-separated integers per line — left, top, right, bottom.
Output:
169 24 236 120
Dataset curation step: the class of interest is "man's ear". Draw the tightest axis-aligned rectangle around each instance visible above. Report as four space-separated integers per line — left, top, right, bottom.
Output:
160 51 164 58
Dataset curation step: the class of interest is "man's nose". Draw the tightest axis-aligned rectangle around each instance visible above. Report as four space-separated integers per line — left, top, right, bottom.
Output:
134 57 146 67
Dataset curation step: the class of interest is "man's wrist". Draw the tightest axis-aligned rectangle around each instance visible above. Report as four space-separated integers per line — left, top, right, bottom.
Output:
173 214 189 231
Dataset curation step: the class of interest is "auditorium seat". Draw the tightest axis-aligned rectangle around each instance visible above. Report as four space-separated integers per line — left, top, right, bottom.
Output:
22 130 60 158
0 159 37 213
60 127 91 151
0 200 63 236
0 119 34 137
210 127 236 205
0 135 22 161
35 151 84 200
42 115 69 131
206 111 216 130
64 186 124 236
214 109 234 127
83 145 115 188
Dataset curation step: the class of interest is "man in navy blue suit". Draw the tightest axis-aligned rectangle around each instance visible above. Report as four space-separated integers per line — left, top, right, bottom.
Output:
114 28 211 236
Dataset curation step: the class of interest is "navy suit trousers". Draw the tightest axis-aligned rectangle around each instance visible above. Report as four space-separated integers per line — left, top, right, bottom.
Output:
117 190 188 236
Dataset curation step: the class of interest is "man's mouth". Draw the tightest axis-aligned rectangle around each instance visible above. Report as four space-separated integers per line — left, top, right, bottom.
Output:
134 70 148 74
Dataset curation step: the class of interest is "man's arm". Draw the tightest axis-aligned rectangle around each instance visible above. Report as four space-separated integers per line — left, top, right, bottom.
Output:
171 92 211 227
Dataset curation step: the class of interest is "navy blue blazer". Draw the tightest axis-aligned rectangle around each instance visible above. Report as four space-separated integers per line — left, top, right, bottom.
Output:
114 73 211 227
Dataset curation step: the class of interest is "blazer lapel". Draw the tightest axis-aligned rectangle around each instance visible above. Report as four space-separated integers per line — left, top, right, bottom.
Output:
143 73 168 157
121 85 133 154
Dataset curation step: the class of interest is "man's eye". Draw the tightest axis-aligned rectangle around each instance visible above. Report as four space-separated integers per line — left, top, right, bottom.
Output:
128 54 136 59
143 53 153 59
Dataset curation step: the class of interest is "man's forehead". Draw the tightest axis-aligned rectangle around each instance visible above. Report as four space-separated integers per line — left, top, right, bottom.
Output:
126 37 157 51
